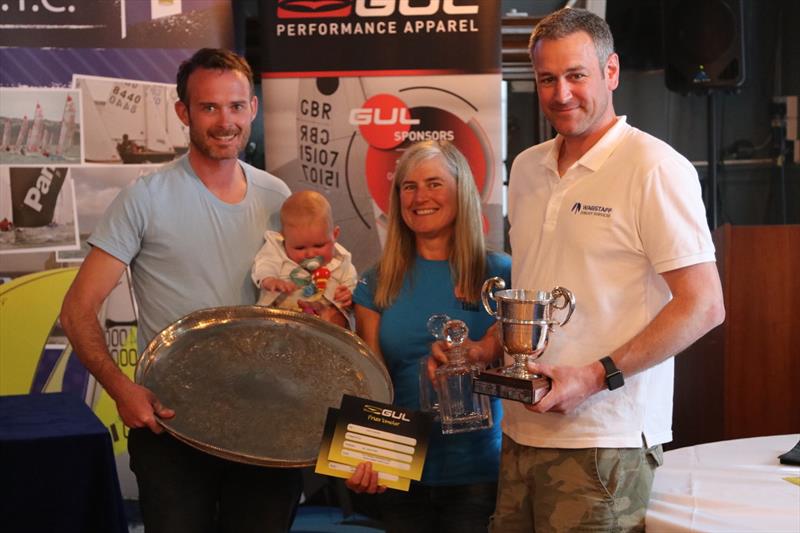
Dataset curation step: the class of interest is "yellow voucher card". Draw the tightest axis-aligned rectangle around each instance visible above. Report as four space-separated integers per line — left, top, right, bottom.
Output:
327 394 433 482
315 408 410 491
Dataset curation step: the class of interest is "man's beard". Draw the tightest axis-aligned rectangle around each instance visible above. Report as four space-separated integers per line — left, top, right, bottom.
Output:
189 124 250 160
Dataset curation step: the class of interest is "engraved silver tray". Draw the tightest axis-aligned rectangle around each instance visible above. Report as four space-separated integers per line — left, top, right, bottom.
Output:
135 306 393 467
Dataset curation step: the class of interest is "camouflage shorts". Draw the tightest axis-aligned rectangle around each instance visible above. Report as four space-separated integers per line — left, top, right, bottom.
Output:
488 436 663 533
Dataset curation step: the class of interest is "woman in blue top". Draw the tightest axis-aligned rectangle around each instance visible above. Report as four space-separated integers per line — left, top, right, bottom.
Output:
348 140 511 532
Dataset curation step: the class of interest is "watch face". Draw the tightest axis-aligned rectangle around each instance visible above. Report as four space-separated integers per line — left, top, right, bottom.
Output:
607 372 624 391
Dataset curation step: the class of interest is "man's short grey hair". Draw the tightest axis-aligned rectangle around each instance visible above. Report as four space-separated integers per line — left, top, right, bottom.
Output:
528 7 615 74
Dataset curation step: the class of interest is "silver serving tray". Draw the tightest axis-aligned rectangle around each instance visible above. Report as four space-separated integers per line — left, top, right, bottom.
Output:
135 306 393 467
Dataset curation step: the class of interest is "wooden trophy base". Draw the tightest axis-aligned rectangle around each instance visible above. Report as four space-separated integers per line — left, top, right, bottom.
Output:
473 367 551 404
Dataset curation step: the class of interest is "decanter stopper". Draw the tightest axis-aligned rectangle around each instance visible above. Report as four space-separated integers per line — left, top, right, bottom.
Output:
426 314 451 340
443 319 467 349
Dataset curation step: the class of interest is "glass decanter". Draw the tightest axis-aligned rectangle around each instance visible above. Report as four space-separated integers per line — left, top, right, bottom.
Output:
429 316 493 434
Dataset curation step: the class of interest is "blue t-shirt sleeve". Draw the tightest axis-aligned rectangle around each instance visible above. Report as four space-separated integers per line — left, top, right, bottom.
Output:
87 178 150 265
353 266 379 312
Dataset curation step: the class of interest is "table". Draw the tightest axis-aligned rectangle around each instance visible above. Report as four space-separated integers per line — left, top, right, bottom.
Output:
646 434 800 532
0 392 127 533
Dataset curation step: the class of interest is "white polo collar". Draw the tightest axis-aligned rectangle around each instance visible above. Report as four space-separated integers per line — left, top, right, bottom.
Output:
542 116 630 175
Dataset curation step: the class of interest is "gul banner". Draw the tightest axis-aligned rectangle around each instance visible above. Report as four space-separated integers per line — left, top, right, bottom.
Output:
261 0 503 270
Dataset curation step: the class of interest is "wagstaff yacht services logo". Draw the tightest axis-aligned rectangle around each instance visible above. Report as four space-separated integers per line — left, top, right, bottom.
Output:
571 202 613 218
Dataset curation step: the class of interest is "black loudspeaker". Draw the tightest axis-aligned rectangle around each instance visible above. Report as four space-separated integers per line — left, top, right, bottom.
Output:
662 0 746 93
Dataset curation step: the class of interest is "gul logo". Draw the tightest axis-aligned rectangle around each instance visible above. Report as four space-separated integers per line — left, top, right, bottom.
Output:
277 0 477 19
349 94 419 150
364 404 411 422
349 106 419 127
571 201 613 218
350 93 457 149
354 0 478 17
277 1 353 19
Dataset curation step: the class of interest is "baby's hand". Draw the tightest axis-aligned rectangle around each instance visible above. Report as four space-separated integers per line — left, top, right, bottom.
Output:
333 285 353 309
260 277 296 293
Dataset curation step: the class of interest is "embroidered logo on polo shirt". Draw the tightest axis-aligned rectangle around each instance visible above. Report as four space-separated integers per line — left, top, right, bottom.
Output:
571 201 613 218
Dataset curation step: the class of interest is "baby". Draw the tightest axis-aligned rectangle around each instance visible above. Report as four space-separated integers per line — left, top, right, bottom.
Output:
252 190 357 328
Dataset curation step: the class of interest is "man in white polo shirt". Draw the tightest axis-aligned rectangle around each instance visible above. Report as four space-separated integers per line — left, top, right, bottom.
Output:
430 7 725 532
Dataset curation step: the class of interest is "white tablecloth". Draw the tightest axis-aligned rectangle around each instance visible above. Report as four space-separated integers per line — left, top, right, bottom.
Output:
646 434 800 532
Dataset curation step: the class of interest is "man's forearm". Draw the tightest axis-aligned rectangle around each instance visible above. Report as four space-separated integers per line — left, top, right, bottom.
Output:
525 263 725 414
607 263 725 378
61 307 132 401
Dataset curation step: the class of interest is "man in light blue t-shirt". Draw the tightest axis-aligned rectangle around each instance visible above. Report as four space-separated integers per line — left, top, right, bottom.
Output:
60 49 300 532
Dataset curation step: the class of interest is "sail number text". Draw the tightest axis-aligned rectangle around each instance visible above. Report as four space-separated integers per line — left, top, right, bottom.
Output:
299 124 339 188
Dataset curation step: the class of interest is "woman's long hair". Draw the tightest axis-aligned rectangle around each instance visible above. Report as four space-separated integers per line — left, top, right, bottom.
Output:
374 140 487 308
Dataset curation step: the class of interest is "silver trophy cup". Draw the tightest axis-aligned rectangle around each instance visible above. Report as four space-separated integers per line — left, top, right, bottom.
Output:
474 277 576 404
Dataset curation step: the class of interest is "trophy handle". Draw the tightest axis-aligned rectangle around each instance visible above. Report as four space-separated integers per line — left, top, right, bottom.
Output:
481 277 506 317
550 286 576 327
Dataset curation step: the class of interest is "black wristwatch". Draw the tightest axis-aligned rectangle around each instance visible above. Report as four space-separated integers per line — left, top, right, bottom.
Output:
600 356 624 391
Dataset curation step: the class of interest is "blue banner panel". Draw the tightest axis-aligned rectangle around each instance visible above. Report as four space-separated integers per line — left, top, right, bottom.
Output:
0 0 232 49
0 48 196 87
